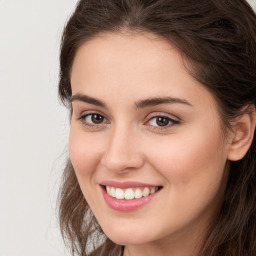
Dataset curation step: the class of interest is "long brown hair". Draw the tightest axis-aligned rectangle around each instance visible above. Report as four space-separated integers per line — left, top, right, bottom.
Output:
58 1 256 255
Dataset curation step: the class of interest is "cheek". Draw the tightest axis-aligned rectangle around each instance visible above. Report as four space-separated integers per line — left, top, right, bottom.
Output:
68 126 103 179
147 124 227 189
68 126 106 210
142 126 228 232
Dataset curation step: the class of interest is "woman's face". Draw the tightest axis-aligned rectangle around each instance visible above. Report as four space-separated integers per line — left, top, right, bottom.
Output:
69 32 232 252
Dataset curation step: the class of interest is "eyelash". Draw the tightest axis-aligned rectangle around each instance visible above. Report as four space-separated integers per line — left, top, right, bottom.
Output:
78 112 180 131
145 115 180 130
78 113 109 129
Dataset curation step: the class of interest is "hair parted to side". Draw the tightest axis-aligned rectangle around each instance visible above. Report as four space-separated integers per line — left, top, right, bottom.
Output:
58 1 256 255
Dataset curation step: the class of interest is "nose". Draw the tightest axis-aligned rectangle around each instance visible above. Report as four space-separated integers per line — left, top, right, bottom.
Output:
101 126 144 173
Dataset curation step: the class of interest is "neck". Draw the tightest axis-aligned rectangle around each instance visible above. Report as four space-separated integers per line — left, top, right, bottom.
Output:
123 239 200 256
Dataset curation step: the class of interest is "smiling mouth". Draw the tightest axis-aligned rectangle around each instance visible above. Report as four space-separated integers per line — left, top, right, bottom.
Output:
102 185 163 200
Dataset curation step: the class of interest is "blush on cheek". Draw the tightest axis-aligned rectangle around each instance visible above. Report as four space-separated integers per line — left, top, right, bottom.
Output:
69 132 104 178
149 131 224 186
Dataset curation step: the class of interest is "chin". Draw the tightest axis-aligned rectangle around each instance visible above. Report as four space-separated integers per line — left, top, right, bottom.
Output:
109 235 149 246
103 225 152 246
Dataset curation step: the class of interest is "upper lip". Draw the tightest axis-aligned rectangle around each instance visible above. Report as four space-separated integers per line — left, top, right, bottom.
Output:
100 180 162 189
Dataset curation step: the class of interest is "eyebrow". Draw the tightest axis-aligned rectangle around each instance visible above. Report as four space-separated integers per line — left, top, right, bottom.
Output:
71 94 106 108
71 93 192 109
135 97 192 109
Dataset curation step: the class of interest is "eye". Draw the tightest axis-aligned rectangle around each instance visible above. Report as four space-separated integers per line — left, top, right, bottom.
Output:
79 113 108 126
147 115 179 128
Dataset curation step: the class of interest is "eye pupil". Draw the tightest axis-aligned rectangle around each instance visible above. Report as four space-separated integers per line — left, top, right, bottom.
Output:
156 117 169 126
92 114 104 124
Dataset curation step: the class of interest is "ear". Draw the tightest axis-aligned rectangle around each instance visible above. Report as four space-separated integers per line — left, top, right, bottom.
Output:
228 105 256 161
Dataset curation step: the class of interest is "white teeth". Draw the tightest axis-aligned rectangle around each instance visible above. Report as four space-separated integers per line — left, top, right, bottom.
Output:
110 187 116 198
115 188 125 199
106 186 111 195
124 188 134 200
105 186 159 200
142 187 150 197
134 188 143 199
150 187 156 194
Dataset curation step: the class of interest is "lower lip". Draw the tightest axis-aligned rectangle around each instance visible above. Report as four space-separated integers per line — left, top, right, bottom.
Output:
101 187 159 212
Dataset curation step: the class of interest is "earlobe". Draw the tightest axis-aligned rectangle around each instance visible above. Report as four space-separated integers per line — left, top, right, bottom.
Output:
227 105 256 161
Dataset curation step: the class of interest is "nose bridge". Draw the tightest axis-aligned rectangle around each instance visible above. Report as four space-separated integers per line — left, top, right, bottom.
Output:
101 123 143 172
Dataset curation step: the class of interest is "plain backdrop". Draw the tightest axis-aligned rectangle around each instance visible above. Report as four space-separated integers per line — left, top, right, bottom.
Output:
0 1 255 256
0 1 76 256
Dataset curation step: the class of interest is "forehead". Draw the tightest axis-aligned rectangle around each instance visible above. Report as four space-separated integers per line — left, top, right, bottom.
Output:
70 32 216 111
71 32 178 82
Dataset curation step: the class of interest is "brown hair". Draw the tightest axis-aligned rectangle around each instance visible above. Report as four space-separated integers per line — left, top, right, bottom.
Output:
58 0 256 255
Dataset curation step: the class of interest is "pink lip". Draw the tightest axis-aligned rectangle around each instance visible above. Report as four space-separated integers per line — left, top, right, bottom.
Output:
100 183 161 212
100 180 159 189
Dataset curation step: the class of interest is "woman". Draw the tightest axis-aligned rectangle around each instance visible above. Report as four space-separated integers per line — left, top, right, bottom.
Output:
58 0 256 255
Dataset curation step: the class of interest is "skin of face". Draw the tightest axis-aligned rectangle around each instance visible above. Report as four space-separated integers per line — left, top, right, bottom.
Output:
69 32 234 256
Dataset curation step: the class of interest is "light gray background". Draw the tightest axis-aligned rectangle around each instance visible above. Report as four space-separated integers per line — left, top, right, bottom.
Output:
0 1 255 256
0 1 76 256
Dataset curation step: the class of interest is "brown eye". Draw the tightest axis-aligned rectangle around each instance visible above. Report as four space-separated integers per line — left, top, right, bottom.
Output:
80 113 107 125
147 115 179 128
91 114 104 124
156 117 170 126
